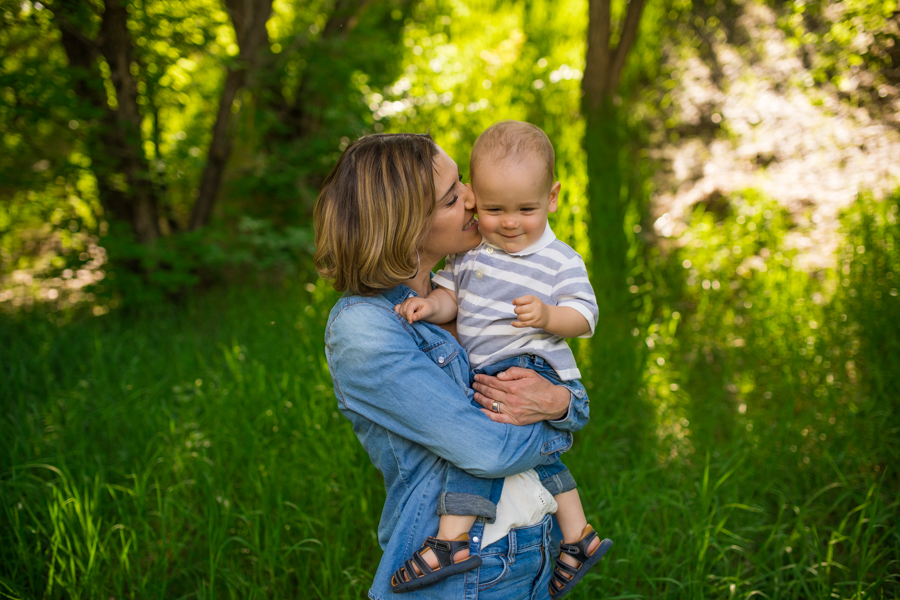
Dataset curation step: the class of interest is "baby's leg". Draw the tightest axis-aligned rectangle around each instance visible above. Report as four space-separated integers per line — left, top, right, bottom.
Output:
554 489 601 560
413 514 477 570
534 462 602 575
416 464 495 572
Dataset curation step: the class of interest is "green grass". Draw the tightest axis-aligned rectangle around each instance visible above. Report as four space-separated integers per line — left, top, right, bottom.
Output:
1 195 898 599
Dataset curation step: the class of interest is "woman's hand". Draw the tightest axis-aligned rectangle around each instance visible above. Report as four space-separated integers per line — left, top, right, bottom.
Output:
472 368 571 425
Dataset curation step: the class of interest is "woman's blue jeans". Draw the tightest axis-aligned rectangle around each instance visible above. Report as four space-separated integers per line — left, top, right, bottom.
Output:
437 355 579 524
477 513 556 599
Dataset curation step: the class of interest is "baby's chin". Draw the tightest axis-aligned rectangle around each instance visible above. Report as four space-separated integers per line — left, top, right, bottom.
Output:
484 234 528 253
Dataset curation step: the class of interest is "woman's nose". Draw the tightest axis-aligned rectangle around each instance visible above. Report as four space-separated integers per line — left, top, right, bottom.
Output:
463 184 476 209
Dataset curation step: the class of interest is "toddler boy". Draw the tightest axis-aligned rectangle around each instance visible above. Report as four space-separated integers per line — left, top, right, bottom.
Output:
391 121 612 597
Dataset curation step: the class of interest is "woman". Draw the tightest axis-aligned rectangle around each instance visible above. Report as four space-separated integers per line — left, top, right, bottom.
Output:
314 133 590 600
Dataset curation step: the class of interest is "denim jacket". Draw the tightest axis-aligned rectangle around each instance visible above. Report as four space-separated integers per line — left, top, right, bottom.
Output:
325 284 590 600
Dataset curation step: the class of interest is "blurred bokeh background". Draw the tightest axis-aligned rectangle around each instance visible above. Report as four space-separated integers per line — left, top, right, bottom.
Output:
1 0 898 597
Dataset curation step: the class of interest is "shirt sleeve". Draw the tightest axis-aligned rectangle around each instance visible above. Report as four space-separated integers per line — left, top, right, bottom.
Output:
431 253 460 292
326 302 572 479
552 255 599 338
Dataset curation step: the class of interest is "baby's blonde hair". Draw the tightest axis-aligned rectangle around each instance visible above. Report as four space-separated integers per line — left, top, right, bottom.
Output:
470 120 555 191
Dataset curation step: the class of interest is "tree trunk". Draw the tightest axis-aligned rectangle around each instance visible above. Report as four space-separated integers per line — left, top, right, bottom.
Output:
190 0 273 230
51 0 161 243
582 0 646 393
98 0 160 243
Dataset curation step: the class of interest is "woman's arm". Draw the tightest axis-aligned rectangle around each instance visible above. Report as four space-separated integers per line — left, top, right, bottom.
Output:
326 301 572 479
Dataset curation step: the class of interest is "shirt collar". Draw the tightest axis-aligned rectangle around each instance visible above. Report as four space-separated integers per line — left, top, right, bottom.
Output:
484 224 557 257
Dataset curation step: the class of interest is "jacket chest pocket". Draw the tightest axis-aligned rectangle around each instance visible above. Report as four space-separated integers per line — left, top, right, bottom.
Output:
421 341 468 393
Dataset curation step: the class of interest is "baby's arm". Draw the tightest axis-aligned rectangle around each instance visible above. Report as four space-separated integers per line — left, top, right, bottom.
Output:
511 295 591 338
395 286 459 324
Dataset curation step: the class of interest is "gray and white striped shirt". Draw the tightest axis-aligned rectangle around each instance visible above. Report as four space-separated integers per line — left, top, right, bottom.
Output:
433 226 597 381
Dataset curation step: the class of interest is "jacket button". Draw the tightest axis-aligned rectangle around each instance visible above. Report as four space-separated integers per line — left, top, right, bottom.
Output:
438 356 445 364
476 270 483 278
472 536 480 543
486 247 494 254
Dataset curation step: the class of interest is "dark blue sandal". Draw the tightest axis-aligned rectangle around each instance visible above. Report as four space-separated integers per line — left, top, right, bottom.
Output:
391 533 482 594
549 525 613 598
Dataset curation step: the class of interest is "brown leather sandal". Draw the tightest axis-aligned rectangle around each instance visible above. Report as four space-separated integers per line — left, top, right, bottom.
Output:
549 525 613 597
390 533 482 594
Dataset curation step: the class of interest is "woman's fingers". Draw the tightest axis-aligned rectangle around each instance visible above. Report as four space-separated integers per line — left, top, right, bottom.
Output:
472 369 568 425
480 408 516 424
493 367 535 381
472 384 509 405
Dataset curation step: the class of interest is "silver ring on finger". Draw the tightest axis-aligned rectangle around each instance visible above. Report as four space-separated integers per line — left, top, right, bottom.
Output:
492 400 501 413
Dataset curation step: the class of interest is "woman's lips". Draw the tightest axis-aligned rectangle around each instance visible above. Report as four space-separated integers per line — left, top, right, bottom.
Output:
463 216 478 231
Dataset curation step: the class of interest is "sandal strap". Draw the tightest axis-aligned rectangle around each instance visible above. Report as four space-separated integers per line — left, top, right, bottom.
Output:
559 527 599 565
554 560 579 577
550 567 570 592
411 552 433 576
423 536 470 569
392 535 470 587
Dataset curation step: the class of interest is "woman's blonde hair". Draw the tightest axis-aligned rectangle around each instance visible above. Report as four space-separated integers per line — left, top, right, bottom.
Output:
314 133 438 296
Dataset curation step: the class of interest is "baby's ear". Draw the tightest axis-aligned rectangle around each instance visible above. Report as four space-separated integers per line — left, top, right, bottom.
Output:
548 181 561 213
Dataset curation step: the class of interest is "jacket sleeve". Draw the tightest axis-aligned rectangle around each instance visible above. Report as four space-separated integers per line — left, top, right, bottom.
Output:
547 383 590 433
326 301 572 479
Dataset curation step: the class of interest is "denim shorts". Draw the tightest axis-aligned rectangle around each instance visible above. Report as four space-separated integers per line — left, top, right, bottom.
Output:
476 514 555 600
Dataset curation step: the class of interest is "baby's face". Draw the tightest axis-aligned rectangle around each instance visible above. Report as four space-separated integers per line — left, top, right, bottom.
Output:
472 155 559 253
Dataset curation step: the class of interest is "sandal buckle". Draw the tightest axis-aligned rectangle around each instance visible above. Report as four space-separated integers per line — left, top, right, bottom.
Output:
429 538 453 553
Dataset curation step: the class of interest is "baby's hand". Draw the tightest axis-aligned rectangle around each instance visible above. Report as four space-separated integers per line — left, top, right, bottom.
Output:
511 295 550 329
394 297 437 324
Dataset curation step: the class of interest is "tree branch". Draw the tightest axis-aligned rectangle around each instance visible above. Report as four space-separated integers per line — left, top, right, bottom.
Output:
191 0 273 230
582 0 613 110
608 0 647 92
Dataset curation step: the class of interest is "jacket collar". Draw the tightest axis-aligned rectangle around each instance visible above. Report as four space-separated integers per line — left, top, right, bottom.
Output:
381 283 415 305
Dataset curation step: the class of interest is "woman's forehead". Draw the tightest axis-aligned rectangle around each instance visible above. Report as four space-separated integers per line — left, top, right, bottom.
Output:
432 146 458 176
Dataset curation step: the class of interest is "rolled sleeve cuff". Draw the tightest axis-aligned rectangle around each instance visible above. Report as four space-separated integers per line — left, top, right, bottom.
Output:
548 381 590 433
540 468 577 496
438 492 497 524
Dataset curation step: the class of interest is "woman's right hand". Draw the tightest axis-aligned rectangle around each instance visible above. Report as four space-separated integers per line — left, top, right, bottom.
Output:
472 368 571 425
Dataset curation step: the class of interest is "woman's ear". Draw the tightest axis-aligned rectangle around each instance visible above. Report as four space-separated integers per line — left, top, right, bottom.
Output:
548 181 561 213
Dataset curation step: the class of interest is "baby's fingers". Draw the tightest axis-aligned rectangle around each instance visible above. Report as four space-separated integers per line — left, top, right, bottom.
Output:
512 295 538 306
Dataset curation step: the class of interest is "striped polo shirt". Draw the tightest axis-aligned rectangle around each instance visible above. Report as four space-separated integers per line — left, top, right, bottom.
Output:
433 226 597 381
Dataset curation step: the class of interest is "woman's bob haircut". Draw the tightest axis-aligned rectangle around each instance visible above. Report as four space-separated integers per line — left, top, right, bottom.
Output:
314 133 439 296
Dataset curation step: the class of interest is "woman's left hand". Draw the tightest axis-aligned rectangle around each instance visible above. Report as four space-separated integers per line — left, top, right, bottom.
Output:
472 368 570 425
